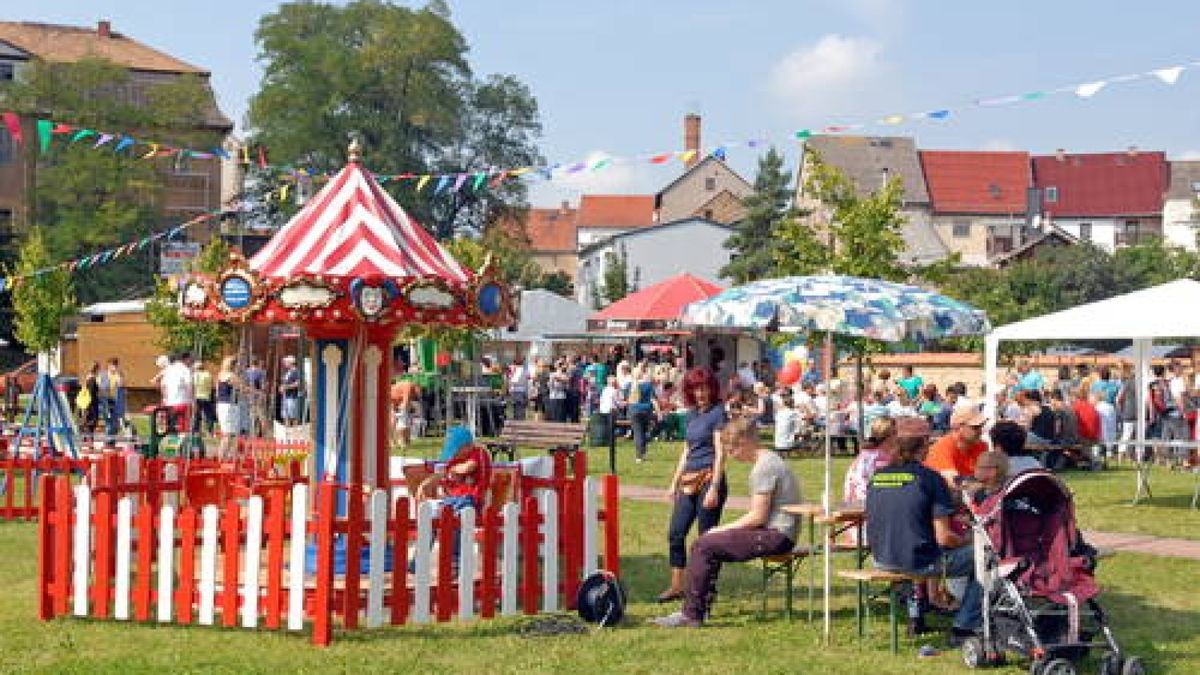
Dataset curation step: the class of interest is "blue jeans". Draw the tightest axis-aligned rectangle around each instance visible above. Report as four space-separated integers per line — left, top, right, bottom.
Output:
630 409 654 459
885 545 982 631
440 494 477 558
667 476 728 568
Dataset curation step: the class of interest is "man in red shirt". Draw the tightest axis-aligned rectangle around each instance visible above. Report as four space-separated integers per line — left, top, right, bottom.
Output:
1073 392 1101 443
924 406 989 488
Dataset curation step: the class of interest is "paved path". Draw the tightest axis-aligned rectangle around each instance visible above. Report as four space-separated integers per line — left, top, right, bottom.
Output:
619 484 1200 562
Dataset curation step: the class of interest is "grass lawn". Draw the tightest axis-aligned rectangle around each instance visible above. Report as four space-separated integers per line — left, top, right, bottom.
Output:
3 489 1198 673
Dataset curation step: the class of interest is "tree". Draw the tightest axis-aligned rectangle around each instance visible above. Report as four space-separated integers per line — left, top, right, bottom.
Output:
247 1 543 240
721 148 797 283
10 228 76 370
0 58 217 307
599 245 633 307
774 151 907 281
144 237 233 358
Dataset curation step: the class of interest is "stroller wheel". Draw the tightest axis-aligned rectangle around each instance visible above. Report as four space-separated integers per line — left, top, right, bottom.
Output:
1120 656 1145 675
1041 658 1077 675
1099 651 1121 675
961 636 984 669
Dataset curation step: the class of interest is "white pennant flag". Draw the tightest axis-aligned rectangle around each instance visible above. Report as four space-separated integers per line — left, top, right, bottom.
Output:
1153 66 1184 84
1075 81 1107 98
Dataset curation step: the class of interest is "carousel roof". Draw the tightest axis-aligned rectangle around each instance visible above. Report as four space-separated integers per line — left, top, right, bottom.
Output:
248 161 470 282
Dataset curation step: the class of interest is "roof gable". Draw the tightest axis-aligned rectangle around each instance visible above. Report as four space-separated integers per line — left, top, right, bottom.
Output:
655 155 753 200
0 21 206 74
496 207 577 252
1167 160 1200 201
1032 152 1167 217
576 194 656 228
804 135 930 203
920 150 1030 214
579 217 731 255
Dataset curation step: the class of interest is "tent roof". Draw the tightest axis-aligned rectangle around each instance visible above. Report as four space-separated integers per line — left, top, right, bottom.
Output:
990 279 1200 341
248 161 469 282
591 273 723 323
496 289 589 342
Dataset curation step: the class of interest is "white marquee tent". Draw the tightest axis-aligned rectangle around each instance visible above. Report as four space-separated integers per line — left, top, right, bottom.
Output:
985 279 1200 480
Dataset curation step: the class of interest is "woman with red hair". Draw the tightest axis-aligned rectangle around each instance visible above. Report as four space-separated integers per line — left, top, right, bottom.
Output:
658 366 728 602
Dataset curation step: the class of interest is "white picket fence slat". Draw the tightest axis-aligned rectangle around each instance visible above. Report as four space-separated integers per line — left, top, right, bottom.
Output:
114 497 132 620
72 484 92 617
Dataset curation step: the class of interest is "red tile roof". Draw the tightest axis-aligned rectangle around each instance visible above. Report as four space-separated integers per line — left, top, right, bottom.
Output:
1032 152 1167 217
919 150 1030 214
494 207 577 252
576 195 656 228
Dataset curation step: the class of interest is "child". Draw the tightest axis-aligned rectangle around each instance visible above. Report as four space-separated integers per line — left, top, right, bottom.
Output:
773 391 801 454
652 416 801 627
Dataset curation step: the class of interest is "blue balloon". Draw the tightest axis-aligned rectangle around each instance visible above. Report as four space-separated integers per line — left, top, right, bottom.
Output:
478 284 502 315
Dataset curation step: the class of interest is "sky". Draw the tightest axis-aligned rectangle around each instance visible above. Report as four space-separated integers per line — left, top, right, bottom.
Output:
6 0 1200 207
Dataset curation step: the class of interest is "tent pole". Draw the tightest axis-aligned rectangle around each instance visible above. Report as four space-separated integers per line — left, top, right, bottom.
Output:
984 334 1000 422
822 331 833 644
855 351 865 441
1133 338 1150 504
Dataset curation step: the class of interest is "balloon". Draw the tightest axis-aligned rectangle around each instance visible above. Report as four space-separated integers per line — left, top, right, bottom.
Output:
777 361 802 386
435 351 452 368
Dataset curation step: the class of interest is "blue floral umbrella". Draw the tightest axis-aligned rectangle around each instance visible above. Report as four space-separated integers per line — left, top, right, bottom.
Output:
680 274 989 642
681 275 989 341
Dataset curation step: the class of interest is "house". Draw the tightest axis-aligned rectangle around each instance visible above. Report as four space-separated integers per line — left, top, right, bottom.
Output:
493 202 579 279
990 226 1080 268
1162 160 1200 250
0 20 233 237
654 114 753 225
1030 150 1168 251
576 217 732 309
574 193 656 250
919 150 1034 265
797 135 948 265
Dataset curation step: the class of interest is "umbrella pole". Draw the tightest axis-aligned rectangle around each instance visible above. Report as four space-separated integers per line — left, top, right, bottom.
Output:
822 331 833 644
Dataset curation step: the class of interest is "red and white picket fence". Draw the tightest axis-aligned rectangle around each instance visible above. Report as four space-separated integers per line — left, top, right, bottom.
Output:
37 471 620 645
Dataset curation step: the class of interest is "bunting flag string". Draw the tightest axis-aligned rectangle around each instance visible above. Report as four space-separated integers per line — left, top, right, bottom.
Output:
0 212 215 294
2 58 1197 200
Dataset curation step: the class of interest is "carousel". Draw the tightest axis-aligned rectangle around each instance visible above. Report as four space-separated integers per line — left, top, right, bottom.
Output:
179 140 517 505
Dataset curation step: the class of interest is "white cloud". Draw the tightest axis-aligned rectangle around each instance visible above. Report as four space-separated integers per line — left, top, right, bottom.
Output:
768 34 887 120
981 139 1019 152
1177 149 1200 161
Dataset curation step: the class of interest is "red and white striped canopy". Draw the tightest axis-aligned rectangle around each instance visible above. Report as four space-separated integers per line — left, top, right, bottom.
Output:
249 162 470 282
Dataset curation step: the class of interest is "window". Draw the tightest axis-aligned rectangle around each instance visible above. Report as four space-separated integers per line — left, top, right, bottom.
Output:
1191 180 1200 193
1078 223 1092 241
1123 220 1140 245
703 209 714 220
952 222 971 238
0 126 11 165
0 209 13 251
0 61 13 81
704 177 716 191
1044 187 1058 203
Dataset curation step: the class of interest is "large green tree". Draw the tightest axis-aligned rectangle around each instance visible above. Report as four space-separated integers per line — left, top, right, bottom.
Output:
0 57 216 311
721 147 797 284
247 0 543 239
774 151 907 281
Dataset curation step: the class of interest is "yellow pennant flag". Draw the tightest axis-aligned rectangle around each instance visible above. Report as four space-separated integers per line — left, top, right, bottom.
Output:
141 143 159 160
880 115 905 125
510 167 533 176
677 149 698 164
416 174 432 192
280 184 291 202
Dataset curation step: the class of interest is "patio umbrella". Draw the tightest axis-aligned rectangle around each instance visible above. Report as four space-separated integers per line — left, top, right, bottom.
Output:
681 274 989 641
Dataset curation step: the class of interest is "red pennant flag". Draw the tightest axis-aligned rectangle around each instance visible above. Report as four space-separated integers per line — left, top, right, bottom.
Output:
257 146 268 168
1 112 22 144
649 153 672 164
52 123 73 134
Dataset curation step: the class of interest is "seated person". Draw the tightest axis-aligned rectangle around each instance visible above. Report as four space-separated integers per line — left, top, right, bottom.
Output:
1073 392 1101 444
924 406 989 489
843 415 898 505
988 421 1043 475
1026 391 1057 444
1048 390 1079 444
753 382 775 427
652 416 801 628
416 426 489 511
866 421 982 643
968 450 1011 506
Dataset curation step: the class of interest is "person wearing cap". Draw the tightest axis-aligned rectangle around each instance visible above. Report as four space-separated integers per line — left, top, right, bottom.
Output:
865 417 982 643
414 426 489 569
924 406 989 489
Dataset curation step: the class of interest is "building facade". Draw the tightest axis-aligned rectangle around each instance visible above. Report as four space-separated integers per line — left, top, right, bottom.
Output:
576 217 731 309
1163 160 1200 250
919 150 1033 265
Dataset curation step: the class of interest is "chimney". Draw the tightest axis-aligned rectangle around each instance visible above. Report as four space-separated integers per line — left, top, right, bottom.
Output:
1127 145 1139 157
684 113 701 169
97 20 111 38
1054 148 1066 162
560 200 571 216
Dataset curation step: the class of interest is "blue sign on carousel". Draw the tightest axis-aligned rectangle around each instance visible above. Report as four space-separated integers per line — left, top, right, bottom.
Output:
221 275 253 309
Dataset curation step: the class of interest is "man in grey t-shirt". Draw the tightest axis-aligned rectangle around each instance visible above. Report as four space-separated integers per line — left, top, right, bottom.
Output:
653 417 800 627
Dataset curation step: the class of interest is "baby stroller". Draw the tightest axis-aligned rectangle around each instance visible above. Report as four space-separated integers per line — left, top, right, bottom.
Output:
962 470 1143 675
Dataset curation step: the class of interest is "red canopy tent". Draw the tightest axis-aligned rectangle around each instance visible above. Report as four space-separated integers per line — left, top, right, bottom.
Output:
588 273 723 332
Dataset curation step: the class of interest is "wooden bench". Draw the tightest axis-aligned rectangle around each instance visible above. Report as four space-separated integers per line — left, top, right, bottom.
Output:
485 420 587 461
837 568 935 654
757 547 814 620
